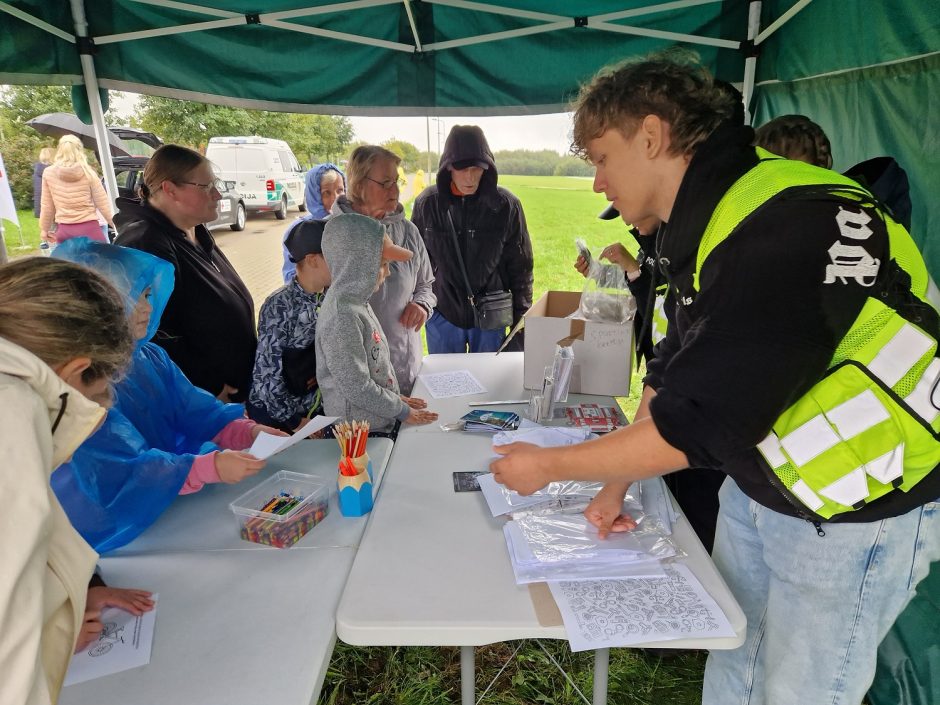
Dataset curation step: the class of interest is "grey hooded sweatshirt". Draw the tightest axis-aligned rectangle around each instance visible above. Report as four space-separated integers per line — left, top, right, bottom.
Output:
333 196 436 394
316 212 410 433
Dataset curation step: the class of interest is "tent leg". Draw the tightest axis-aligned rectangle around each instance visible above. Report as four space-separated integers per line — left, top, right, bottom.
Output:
68 0 120 213
741 1 762 125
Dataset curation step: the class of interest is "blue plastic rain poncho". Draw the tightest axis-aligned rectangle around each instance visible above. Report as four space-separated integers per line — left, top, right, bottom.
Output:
282 163 345 282
51 238 246 552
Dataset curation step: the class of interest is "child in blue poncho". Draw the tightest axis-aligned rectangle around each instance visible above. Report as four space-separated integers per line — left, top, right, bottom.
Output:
51 238 285 553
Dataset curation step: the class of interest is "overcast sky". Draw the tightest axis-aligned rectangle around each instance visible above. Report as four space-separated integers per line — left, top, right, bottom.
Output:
111 91 574 154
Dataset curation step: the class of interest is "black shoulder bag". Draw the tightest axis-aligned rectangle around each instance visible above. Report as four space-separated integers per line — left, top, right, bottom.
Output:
445 210 513 330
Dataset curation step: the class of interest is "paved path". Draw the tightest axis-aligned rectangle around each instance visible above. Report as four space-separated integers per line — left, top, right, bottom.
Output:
213 211 295 312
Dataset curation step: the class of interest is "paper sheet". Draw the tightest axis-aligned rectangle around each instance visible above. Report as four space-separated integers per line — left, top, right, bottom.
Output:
418 370 486 399
548 564 736 652
64 595 159 686
247 416 338 460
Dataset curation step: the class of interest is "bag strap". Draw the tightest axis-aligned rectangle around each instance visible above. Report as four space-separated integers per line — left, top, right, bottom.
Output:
445 209 477 307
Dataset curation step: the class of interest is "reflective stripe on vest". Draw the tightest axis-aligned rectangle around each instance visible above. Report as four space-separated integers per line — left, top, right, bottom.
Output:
697 151 940 519
651 291 669 345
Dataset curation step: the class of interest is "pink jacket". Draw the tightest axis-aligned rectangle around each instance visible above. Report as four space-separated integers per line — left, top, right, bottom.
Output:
39 164 113 232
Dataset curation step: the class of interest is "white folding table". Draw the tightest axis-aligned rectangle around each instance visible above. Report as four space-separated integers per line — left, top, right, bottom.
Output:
338 353 746 705
60 437 393 705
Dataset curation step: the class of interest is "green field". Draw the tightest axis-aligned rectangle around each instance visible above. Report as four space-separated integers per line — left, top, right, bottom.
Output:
318 176 702 705
1 209 42 256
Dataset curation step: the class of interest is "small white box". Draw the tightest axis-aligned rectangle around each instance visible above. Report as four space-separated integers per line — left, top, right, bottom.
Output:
520 291 633 397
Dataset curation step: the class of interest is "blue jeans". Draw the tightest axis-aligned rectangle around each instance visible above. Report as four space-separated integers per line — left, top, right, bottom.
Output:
425 310 505 353
703 479 940 705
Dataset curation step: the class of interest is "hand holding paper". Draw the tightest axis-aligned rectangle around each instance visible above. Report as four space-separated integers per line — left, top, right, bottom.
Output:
247 416 338 460
490 441 551 495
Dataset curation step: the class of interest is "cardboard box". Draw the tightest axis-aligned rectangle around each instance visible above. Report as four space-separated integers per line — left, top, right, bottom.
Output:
518 291 633 397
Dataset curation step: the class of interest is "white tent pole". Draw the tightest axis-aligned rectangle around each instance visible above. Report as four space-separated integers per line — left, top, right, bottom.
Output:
741 1 762 125
756 0 814 46
0 1 75 42
69 0 120 213
403 0 423 52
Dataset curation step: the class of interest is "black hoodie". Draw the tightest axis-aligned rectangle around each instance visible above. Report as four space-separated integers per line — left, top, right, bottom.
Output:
411 125 534 330
114 197 257 401
645 123 940 522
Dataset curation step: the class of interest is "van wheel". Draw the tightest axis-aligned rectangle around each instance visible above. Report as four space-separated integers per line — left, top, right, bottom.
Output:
275 195 288 220
298 199 306 212
230 203 246 231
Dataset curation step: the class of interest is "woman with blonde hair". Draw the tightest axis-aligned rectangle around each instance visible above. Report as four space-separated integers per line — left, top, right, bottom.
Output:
0 256 134 704
114 144 256 402
332 145 436 394
39 134 115 245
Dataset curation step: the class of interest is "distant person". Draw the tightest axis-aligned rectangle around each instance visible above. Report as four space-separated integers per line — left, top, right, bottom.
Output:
412 125 533 353
0 257 134 705
32 146 54 218
51 238 283 553
115 144 257 403
250 219 331 433
316 212 438 434
281 163 345 283
39 134 116 245
754 114 833 168
333 145 435 394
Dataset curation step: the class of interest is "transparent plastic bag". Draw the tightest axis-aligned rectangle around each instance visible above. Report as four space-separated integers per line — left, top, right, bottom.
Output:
575 237 637 324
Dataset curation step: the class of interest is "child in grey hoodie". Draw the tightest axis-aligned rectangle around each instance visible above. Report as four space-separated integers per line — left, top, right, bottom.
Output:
317 212 438 433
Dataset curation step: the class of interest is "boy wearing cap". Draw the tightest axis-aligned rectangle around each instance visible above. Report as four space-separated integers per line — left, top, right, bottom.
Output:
412 125 534 352
316 212 438 434
247 218 332 432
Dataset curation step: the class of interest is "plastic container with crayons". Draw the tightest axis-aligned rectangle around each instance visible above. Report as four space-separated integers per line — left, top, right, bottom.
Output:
230 471 331 548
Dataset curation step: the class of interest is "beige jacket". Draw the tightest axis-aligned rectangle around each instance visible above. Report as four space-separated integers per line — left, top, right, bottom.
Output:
38 164 113 232
0 337 103 705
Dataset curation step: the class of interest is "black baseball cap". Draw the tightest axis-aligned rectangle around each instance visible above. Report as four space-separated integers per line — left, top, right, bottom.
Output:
598 204 620 220
285 218 328 263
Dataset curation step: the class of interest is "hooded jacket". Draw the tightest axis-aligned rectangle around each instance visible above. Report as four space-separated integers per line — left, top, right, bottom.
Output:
316 212 410 432
645 123 940 522
333 196 436 394
411 125 534 329
39 163 113 231
50 240 248 553
281 163 346 283
114 197 257 401
0 336 102 705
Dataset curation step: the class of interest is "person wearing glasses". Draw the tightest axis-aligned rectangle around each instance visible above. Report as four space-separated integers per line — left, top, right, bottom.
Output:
331 145 436 394
114 144 257 403
411 124 534 353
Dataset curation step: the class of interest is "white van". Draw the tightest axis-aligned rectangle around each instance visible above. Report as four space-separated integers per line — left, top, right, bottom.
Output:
206 136 306 220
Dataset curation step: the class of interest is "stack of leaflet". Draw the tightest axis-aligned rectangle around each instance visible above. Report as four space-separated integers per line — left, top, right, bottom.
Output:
459 409 521 433
503 509 674 583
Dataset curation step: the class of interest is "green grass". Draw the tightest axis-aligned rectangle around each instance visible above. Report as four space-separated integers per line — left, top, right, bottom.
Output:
2 210 42 257
318 176 695 705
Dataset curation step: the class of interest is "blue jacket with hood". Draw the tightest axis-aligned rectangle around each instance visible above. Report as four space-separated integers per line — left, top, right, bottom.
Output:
51 238 245 553
281 163 345 283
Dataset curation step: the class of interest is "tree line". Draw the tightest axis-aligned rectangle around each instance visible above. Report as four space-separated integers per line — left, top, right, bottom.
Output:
0 85 590 211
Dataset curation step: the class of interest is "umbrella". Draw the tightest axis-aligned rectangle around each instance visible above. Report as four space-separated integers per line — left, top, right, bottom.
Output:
26 112 132 157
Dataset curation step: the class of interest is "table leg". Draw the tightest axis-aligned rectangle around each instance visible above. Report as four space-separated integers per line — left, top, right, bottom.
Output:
461 645 474 705
592 648 609 705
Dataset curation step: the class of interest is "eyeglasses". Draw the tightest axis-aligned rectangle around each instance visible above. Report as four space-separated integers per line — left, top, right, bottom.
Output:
178 178 225 193
365 176 406 191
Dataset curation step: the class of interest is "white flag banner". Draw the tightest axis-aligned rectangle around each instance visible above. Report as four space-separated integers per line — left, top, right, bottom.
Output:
0 152 20 228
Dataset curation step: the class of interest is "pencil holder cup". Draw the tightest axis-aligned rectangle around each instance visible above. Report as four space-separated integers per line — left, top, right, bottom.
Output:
338 454 373 517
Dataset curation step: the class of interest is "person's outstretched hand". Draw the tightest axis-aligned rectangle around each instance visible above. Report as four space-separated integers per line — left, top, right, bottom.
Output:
574 254 590 277
75 609 103 653
405 408 438 425
401 395 428 409
86 585 155 616
215 450 265 483
250 424 289 439
490 441 551 496
584 483 636 539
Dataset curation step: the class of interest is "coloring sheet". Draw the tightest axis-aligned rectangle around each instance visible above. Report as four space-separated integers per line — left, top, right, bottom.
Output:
548 564 735 652
64 595 159 686
248 415 338 459
418 370 486 398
